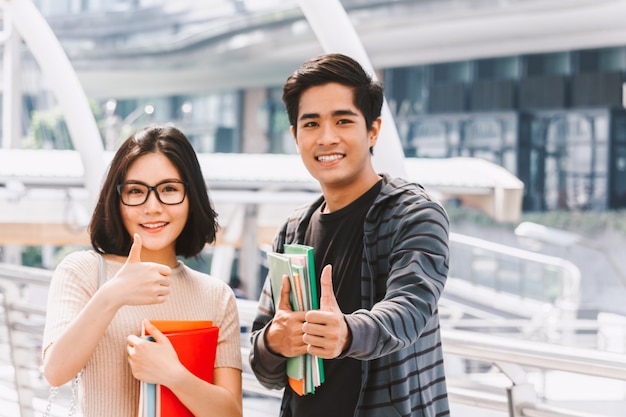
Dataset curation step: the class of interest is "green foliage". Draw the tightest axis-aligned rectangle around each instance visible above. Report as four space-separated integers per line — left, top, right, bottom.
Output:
182 253 212 274
446 205 626 239
519 210 626 238
24 106 72 149
446 206 500 227
22 99 105 149
53 245 90 269
21 246 43 268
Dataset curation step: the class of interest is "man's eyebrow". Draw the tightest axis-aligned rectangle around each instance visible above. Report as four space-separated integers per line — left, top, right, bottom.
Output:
299 112 319 121
298 109 358 121
333 109 358 117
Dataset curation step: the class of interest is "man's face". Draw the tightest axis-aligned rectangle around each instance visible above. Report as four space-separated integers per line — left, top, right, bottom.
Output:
291 82 380 195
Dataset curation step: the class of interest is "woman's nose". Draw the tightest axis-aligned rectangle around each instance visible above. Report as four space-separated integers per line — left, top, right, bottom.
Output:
143 189 163 211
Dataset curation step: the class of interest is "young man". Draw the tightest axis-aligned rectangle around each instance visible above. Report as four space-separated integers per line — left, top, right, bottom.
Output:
250 53 450 417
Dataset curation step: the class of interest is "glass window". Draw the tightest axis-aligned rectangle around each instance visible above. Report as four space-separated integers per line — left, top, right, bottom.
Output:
610 112 626 208
266 87 293 154
578 47 626 73
192 92 240 153
524 52 570 76
475 56 520 80
460 116 516 170
103 91 241 153
410 120 450 158
522 112 609 211
384 66 427 114
431 61 471 83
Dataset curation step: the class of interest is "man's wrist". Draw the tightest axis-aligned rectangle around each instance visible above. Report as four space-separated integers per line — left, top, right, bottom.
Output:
263 321 286 357
340 317 353 356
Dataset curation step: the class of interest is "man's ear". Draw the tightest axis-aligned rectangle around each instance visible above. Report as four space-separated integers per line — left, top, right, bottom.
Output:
369 117 382 148
290 125 300 152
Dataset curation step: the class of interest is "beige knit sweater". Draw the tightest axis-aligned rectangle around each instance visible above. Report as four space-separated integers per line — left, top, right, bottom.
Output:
43 250 242 417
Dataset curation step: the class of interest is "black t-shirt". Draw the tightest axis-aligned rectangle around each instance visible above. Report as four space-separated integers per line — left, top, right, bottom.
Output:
286 180 382 417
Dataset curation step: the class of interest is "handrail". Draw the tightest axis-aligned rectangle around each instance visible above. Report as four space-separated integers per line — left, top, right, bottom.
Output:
449 232 582 316
442 329 626 381
1 260 624 417
0 262 53 285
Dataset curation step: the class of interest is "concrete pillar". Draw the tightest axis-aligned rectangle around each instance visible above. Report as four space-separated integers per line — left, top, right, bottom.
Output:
2 10 23 149
41 244 55 269
241 88 268 153
240 204 260 298
2 244 23 265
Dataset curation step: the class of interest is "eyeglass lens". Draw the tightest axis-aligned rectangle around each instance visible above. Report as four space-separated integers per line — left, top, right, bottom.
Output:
119 182 186 206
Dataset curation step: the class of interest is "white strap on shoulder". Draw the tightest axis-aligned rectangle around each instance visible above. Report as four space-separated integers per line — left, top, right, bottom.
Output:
97 253 107 289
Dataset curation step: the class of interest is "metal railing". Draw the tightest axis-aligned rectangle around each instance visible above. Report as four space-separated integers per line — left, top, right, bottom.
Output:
442 329 626 417
0 264 53 417
1 240 625 417
448 232 582 322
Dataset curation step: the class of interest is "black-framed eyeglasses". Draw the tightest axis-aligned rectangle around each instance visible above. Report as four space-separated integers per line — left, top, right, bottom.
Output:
116 181 188 206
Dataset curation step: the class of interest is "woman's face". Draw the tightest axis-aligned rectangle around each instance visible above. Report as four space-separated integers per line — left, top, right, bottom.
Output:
120 152 189 265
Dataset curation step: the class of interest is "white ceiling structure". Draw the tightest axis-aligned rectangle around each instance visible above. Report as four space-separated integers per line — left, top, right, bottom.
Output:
13 0 626 99
50 0 626 97
0 0 623 246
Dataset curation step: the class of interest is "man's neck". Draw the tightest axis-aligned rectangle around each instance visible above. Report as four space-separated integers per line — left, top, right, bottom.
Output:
321 173 381 213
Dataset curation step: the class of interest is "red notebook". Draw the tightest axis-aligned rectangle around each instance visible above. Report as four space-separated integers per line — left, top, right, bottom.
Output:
140 320 219 417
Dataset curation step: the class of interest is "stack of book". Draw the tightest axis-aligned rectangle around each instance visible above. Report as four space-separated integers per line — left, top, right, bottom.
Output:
267 244 325 396
137 320 219 417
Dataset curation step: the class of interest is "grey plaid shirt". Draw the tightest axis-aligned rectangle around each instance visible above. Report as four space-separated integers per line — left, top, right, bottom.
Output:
250 173 450 417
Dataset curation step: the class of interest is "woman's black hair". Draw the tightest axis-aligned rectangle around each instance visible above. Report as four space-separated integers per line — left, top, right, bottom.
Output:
89 125 218 258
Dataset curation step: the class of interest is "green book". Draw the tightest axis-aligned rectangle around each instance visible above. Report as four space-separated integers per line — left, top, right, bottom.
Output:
267 246 325 394
266 252 304 382
282 244 325 390
283 244 319 309
267 252 298 310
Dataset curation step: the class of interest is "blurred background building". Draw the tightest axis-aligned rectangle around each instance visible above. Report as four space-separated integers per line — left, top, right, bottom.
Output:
3 0 625 210
2 1 626 417
2 0 626 321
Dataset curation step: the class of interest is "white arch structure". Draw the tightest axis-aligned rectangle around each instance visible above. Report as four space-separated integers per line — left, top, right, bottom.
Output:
297 0 407 177
1 0 406 207
1 0 106 207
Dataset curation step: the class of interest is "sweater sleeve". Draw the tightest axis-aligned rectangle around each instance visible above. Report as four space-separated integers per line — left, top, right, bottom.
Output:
341 194 450 360
248 222 289 390
249 275 291 390
42 250 100 359
214 282 244 370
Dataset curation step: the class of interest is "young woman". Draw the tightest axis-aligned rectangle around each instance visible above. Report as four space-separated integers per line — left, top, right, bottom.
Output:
42 126 242 417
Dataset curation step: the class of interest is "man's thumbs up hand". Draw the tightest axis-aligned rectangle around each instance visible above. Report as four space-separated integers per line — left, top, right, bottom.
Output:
304 265 350 359
277 275 294 312
319 264 341 312
266 275 308 358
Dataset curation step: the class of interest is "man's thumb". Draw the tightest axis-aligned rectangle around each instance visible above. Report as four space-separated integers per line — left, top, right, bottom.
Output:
126 233 142 264
278 275 294 311
319 264 340 312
